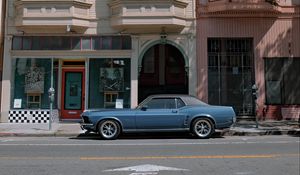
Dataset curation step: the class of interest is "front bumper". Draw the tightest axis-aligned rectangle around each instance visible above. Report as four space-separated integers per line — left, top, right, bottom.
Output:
80 123 94 131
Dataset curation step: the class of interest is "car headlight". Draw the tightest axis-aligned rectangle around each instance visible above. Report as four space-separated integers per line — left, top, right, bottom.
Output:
82 116 91 123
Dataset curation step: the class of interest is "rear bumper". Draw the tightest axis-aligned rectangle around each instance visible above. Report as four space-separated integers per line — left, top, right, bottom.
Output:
216 121 235 129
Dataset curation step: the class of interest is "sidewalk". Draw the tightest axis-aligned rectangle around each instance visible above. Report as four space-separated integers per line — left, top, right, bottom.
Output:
0 120 299 137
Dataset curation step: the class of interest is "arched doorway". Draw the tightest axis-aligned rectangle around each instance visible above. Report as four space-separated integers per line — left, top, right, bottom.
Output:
138 44 188 102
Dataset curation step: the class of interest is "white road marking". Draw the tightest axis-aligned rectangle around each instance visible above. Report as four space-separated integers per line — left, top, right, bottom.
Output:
0 139 15 142
103 164 189 175
0 140 298 146
235 172 254 175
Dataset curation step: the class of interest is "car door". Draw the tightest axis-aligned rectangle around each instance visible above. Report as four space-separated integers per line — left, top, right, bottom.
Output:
135 98 186 130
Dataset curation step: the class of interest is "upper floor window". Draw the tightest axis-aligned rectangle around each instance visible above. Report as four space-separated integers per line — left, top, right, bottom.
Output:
12 36 132 51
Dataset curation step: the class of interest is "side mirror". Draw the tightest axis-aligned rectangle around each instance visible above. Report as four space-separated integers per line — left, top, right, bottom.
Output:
141 106 148 111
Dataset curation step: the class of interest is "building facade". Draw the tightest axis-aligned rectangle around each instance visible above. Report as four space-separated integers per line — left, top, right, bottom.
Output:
1 0 196 122
197 0 300 120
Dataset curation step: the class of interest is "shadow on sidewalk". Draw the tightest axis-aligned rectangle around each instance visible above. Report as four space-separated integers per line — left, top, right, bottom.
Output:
70 132 224 140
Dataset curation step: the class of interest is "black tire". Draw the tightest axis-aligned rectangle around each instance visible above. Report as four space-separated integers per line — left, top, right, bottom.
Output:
98 120 121 140
192 118 214 139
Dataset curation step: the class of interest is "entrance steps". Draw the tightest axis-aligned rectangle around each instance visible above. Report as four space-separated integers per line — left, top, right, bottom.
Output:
237 116 256 121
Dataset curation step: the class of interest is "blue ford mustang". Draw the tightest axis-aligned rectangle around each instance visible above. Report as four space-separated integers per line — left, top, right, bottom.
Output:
81 95 236 139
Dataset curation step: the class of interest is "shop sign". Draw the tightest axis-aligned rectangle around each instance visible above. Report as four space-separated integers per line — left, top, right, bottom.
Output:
13 99 22 108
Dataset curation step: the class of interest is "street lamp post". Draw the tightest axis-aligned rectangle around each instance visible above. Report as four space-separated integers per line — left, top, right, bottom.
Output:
48 58 55 130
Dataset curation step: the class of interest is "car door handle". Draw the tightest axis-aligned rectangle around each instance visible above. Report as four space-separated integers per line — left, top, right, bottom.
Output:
172 110 178 113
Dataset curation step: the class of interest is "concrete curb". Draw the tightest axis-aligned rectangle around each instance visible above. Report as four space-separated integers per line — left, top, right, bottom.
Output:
221 130 300 137
0 129 299 138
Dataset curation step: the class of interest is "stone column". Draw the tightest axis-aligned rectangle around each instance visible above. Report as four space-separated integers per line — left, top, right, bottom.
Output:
188 34 197 96
130 35 139 108
1 35 12 122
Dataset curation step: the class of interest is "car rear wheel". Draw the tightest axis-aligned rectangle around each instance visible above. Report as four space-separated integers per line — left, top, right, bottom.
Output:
98 120 120 140
192 118 214 139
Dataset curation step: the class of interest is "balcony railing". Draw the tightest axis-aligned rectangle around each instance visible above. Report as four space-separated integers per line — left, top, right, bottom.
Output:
108 0 189 33
15 0 93 33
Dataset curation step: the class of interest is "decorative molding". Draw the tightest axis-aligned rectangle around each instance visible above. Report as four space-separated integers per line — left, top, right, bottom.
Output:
197 0 300 17
14 0 93 33
108 0 189 33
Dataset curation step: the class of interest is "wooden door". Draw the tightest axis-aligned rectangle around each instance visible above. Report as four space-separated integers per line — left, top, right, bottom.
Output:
61 68 85 119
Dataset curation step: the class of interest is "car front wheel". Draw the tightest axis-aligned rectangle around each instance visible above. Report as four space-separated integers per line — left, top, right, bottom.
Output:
192 118 214 139
98 120 121 140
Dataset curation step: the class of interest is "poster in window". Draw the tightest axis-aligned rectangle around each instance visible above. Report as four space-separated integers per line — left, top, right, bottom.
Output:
25 67 45 93
99 68 124 92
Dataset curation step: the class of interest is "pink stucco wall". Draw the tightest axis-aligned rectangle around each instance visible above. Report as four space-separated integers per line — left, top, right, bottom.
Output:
196 4 300 120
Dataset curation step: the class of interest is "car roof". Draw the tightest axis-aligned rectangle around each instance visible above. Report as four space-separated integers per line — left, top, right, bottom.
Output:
147 94 193 99
143 94 208 106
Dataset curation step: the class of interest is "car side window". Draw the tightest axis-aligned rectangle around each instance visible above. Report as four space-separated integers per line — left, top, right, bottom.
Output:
146 98 176 109
176 98 185 108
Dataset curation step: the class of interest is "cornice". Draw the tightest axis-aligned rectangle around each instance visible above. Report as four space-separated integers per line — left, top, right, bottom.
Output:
197 7 300 18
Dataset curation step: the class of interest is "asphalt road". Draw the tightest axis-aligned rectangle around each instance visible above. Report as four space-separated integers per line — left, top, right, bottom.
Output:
0 135 299 175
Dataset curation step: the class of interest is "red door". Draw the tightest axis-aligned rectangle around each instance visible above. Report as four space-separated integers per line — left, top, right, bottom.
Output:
61 68 85 120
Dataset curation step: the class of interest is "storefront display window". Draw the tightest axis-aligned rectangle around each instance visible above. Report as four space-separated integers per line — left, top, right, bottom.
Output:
265 58 300 104
89 58 131 109
11 58 58 109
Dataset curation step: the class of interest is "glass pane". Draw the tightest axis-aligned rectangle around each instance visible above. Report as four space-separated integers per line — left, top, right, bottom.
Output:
266 80 281 104
82 37 91 50
89 58 131 109
12 36 22 50
265 59 283 104
11 58 58 109
72 37 81 50
64 72 82 110
146 99 165 109
112 37 121 49
177 98 185 108
122 36 131 49
283 59 300 104
101 36 111 49
60 37 71 50
146 98 175 109
50 37 62 50
22 37 31 50
143 47 155 73
92 37 101 50
31 37 41 50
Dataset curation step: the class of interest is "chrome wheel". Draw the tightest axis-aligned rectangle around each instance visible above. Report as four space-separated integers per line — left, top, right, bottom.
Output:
98 120 120 139
192 118 214 139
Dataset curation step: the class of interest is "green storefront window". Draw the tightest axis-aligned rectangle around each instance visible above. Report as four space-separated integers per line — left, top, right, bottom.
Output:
89 58 131 109
11 58 58 109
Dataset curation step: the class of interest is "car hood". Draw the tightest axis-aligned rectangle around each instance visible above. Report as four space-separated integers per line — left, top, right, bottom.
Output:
82 108 134 116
